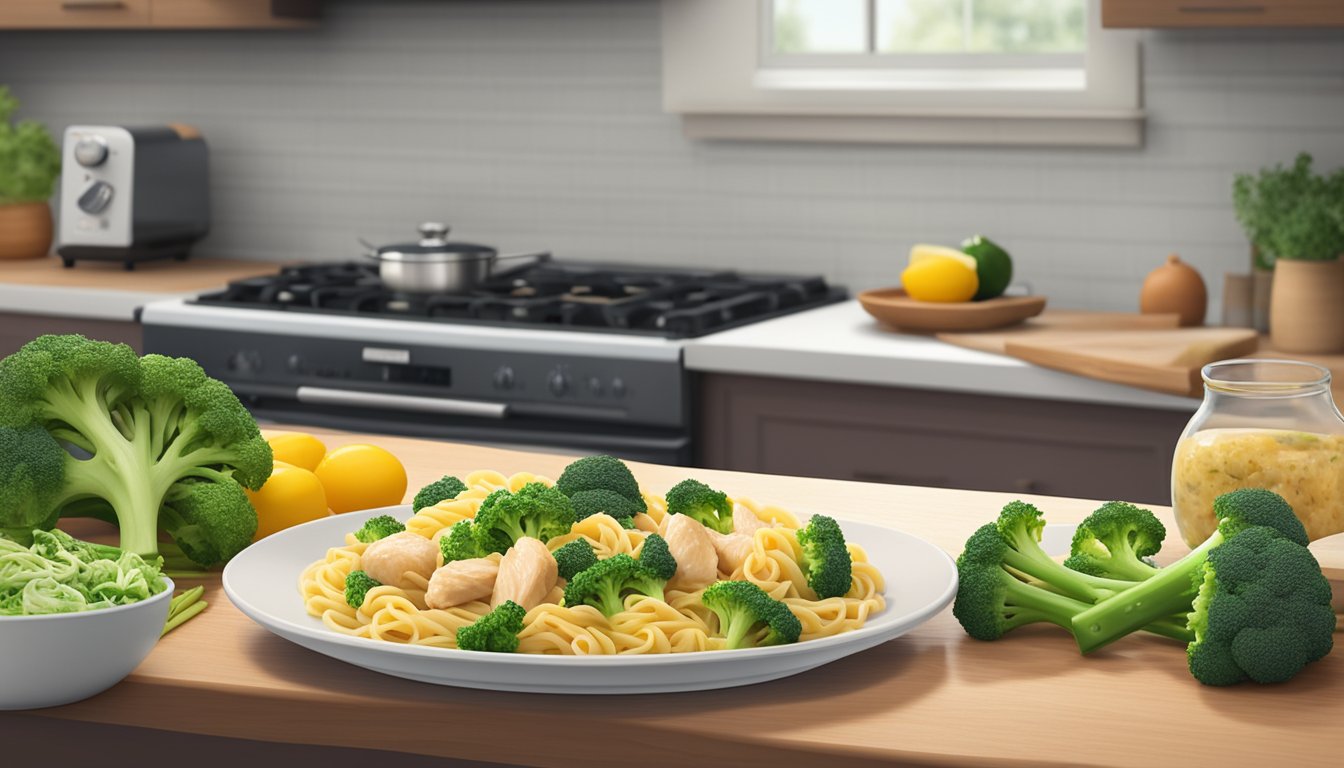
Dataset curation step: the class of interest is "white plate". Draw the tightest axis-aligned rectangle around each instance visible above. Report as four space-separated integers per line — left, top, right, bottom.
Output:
223 506 957 694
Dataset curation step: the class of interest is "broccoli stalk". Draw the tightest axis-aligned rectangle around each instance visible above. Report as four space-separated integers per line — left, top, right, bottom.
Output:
456 600 527 653
472 482 575 552
1063 501 1165 581
796 514 853 598
354 514 405 544
0 336 271 565
701 580 802 649
1071 488 1319 655
664 479 733 534
412 475 467 512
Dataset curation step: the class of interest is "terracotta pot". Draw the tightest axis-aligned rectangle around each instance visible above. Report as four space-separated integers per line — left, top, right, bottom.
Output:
1269 258 1344 353
0 202 54 260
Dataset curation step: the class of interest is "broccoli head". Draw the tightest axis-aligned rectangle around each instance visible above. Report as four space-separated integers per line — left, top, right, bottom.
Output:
413 475 467 512
0 336 272 566
570 488 639 522
552 539 598 581
439 520 487 564
796 514 853 599
354 514 406 544
456 600 527 653
563 554 641 615
664 479 733 534
638 533 677 581
555 455 646 512
344 570 381 609
1063 501 1165 581
472 482 575 553
1072 488 1315 656
701 580 802 649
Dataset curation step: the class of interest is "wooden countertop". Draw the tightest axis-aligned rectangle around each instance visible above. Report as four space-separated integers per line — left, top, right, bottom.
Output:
17 428 1344 767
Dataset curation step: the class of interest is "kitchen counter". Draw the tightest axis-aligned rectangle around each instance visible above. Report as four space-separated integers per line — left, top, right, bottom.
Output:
14 427 1343 767
0 257 277 321
685 301 1201 411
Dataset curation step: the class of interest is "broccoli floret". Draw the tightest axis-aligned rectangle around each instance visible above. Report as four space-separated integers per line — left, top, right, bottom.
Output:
569 488 638 522
412 475 467 512
472 482 575 553
619 516 637 530
456 600 527 653
0 336 272 565
555 455 646 512
796 514 853 598
1071 489 1320 668
563 554 641 615
664 479 733 534
354 514 405 544
553 539 598 580
1063 501 1165 581
952 502 1192 643
638 533 677 581
701 580 802 649
439 520 486 564
344 570 381 609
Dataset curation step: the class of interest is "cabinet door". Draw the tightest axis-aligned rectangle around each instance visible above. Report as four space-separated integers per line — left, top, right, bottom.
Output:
1103 0 1344 28
0 0 151 28
698 374 1189 504
151 0 315 28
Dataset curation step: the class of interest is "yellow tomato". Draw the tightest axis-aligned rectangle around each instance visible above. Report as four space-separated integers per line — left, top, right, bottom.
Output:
247 461 330 541
313 444 408 514
267 432 327 472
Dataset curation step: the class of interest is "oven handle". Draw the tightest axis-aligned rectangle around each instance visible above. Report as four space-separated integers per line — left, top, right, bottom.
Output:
295 386 509 419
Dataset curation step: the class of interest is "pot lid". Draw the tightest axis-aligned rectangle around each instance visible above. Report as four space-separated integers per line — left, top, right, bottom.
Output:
368 222 497 262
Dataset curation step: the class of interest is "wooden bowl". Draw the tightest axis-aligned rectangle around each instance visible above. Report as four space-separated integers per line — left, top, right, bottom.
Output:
858 288 1047 332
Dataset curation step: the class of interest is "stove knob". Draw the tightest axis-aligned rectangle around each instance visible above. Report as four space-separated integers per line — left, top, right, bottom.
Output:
492 366 515 390
73 135 109 168
228 350 262 375
548 370 569 397
610 378 626 399
77 181 114 215
587 377 603 396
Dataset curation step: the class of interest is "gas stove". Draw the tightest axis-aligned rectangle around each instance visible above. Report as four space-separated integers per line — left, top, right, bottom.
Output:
192 260 842 339
142 260 845 464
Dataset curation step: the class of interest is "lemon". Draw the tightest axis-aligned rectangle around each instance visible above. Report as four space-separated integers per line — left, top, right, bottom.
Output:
267 432 327 472
910 243 978 271
901 256 979 303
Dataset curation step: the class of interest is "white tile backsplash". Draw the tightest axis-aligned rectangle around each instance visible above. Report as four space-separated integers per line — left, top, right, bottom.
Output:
2 0 1342 317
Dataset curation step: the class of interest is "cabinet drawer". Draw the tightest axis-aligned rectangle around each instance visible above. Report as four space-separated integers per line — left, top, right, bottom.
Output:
1103 0 1344 28
1 0 151 28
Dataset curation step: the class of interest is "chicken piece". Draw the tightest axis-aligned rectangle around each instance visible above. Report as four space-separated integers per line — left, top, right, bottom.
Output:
663 513 717 590
426 558 500 609
706 529 754 574
492 536 559 610
361 531 439 589
733 503 774 537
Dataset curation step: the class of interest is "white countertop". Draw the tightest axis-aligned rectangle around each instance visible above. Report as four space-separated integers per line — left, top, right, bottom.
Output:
684 301 1200 412
0 283 190 321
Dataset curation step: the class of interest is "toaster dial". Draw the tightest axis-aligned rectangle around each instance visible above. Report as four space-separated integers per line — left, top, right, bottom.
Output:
73 135 109 167
77 181 115 215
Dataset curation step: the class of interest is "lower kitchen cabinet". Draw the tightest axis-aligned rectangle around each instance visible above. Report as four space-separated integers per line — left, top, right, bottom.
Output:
0 312 142 357
697 373 1191 504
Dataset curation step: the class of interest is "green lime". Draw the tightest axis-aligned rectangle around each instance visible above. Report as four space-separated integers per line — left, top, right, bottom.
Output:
961 236 1013 301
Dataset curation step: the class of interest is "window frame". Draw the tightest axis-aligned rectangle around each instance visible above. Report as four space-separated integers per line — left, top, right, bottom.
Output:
661 0 1145 147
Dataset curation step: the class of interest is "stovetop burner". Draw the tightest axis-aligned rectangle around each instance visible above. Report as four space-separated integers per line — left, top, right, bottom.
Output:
194 261 845 338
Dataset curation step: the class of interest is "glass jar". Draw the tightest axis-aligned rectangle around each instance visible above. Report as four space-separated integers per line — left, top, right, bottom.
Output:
1171 359 1344 546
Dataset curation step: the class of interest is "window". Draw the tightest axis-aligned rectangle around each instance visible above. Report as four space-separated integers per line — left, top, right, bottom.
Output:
661 0 1143 147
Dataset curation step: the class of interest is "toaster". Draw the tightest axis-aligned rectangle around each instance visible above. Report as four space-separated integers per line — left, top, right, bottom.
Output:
57 124 209 270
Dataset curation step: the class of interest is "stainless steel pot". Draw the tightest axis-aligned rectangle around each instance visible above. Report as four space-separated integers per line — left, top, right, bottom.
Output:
363 222 548 293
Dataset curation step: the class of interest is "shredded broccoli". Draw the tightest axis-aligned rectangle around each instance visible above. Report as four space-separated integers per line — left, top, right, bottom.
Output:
456 600 526 653
0 335 272 566
796 514 853 598
413 475 467 512
354 514 405 544
555 455 646 512
701 580 802 649
664 479 733 534
344 570 381 609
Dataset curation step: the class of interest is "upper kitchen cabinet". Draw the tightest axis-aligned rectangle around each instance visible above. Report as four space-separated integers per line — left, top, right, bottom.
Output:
0 0 319 29
1103 0 1344 27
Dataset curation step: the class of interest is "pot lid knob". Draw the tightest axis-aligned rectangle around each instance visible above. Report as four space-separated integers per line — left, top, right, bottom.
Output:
418 221 450 245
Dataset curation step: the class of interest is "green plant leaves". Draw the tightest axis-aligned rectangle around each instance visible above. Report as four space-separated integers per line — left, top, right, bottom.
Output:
0 86 61 205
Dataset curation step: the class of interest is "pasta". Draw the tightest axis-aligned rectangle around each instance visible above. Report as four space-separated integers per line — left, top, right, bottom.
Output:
298 470 886 655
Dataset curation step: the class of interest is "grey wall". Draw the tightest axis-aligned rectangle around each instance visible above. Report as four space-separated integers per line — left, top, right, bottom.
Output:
3 0 1343 315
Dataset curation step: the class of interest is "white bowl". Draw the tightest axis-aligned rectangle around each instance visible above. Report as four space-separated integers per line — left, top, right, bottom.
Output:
0 577 173 710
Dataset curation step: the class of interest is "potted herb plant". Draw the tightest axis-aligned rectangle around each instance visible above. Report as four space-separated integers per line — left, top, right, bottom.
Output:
1233 153 1344 353
0 86 61 261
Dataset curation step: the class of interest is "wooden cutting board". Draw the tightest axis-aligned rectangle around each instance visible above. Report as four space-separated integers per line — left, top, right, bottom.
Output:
936 311 1181 354
1001 327 1261 396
